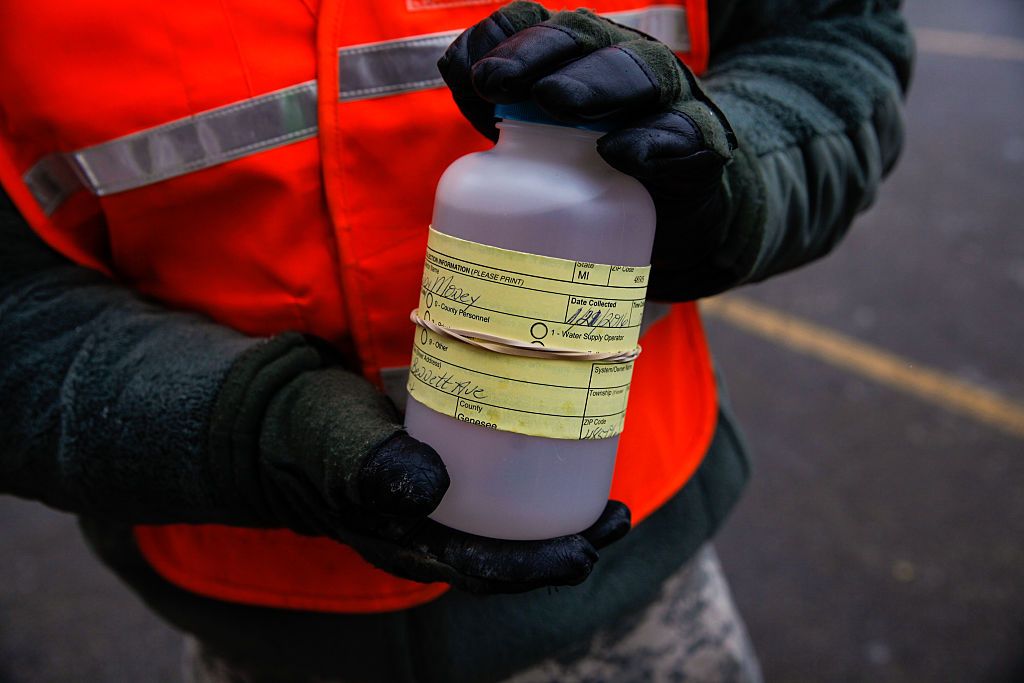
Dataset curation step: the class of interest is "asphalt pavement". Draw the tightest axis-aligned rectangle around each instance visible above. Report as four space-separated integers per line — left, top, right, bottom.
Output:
711 1 1024 680
1 1 1022 681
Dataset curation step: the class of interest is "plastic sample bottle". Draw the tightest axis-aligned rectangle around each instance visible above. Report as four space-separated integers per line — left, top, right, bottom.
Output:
404 103 656 540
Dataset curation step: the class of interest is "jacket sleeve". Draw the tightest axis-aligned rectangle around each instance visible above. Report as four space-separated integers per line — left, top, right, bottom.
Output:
659 0 913 294
0 190 321 526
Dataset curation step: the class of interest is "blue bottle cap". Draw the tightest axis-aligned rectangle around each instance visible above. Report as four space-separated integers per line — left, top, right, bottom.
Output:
494 101 618 133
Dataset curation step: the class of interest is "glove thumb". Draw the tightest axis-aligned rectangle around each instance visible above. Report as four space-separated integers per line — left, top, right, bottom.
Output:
358 433 450 517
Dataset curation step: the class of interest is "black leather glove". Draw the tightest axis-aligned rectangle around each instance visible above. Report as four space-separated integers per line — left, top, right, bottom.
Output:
217 340 630 595
439 1 739 300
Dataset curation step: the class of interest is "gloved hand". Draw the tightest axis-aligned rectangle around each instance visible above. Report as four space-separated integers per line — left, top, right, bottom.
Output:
226 348 630 595
439 1 740 300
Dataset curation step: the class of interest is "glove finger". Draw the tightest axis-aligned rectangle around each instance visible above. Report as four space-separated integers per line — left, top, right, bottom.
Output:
579 500 631 550
597 110 727 197
438 3 548 97
472 9 633 103
404 521 600 594
532 45 661 122
598 109 705 176
439 2 551 138
357 433 450 517
472 25 584 103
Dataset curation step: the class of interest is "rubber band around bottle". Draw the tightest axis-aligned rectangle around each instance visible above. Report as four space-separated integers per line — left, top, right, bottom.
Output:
410 311 641 363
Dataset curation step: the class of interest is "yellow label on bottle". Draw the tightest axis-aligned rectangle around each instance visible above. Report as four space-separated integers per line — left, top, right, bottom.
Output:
408 326 634 440
407 228 650 440
418 227 649 353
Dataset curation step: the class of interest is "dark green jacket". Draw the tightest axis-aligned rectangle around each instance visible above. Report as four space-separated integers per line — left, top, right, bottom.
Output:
0 1 912 680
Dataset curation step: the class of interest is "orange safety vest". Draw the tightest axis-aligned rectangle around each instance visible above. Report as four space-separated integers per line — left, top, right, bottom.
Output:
0 0 716 613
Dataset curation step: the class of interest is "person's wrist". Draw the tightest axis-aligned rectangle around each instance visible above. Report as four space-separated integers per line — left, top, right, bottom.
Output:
206 333 326 526
251 360 450 541
645 143 766 301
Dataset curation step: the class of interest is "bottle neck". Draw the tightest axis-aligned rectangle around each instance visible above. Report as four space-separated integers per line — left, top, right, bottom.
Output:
494 120 605 165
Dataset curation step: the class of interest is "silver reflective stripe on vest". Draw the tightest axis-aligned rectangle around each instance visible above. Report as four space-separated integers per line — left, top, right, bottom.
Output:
339 31 462 102
25 5 689 213
25 81 318 213
337 5 689 102
23 154 85 216
75 81 318 196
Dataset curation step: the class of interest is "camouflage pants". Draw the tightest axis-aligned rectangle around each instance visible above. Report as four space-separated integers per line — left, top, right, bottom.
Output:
184 546 762 683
